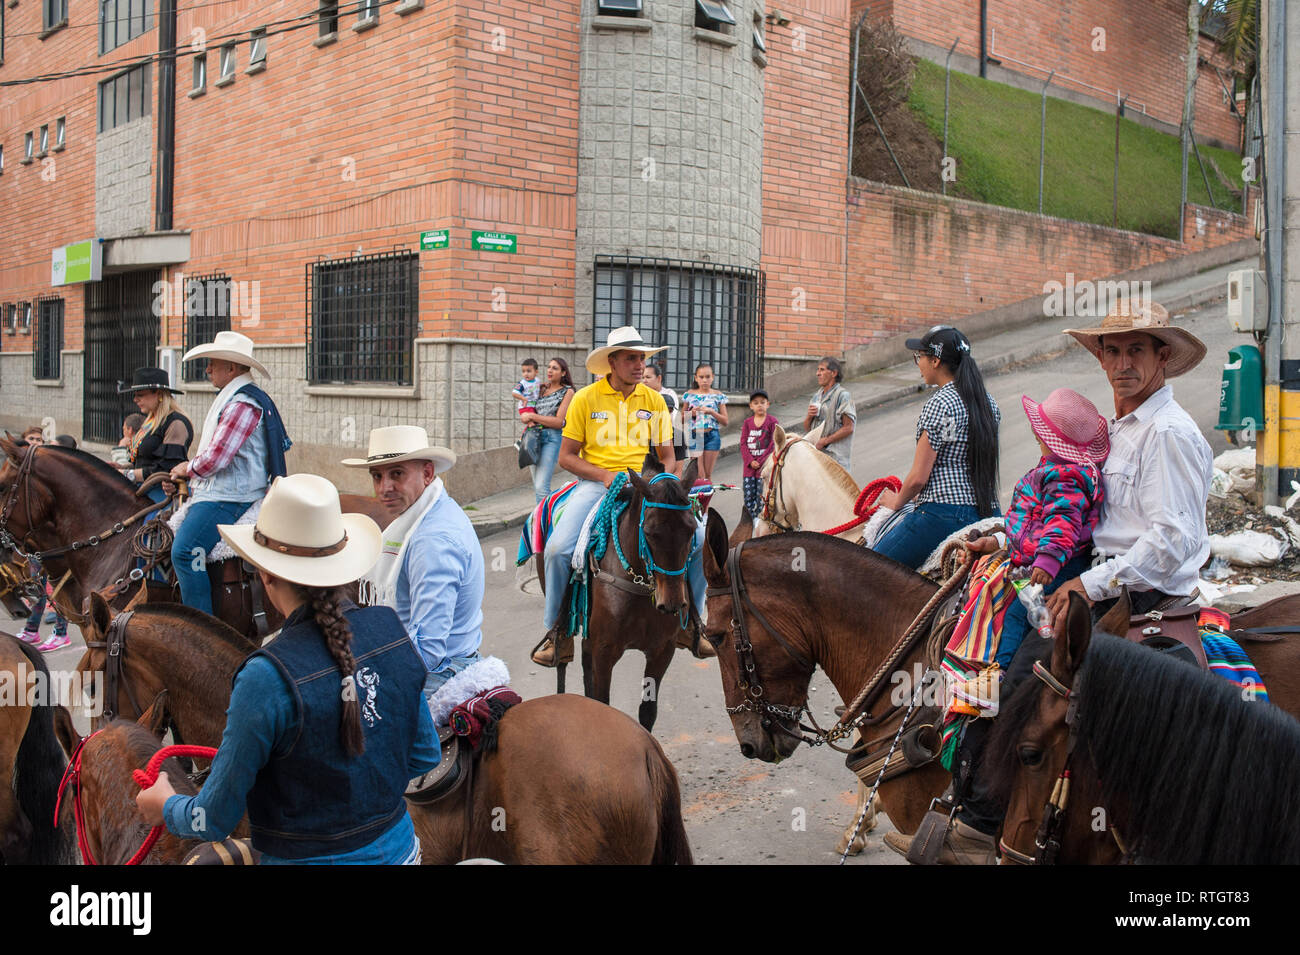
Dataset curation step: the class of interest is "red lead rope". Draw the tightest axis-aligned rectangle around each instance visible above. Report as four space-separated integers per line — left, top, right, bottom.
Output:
822 476 902 537
55 735 218 866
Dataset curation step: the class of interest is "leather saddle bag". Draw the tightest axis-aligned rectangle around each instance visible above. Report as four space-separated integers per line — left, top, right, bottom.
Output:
1124 606 1207 670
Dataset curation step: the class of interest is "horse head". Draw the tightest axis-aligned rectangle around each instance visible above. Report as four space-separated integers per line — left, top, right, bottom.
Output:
700 511 808 763
626 464 697 617
76 591 167 730
990 591 1113 864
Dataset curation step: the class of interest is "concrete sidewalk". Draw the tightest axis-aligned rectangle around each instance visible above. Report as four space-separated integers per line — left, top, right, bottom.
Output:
463 257 1253 539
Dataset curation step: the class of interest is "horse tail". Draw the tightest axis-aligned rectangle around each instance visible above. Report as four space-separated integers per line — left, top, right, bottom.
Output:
647 741 693 865
11 637 72 864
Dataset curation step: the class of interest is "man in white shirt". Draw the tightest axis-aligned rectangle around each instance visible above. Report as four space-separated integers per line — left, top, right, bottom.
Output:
886 300 1212 865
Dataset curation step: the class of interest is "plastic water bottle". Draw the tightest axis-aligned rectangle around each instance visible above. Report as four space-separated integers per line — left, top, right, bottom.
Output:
1016 581 1054 639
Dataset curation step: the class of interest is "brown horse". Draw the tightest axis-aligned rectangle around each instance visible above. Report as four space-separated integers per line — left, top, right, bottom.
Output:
76 593 692 864
698 513 951 837
0 436 388 641
992 593 1300 864
992 589 1300 865
0 632 78 864
540 456 704 732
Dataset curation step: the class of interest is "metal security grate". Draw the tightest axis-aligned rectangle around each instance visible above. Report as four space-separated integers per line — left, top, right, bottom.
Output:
306 249 417 386
83 271 160 443
182 273 232 382
34 297 64 380
593 255 764 393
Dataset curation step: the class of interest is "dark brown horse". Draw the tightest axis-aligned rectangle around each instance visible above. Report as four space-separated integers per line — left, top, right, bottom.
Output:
76 593 692 864
0 436 388 641
0 632 78 864
540 456 704 732
992 593 1300 864
698 513 951 837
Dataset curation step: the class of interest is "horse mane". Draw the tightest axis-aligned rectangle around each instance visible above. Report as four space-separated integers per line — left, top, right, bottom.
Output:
9 636 77 864
136 603 258 654
40 445 137 491
794 440 859 499
110 719 200 796
995 634 1300 864
746 530 935 596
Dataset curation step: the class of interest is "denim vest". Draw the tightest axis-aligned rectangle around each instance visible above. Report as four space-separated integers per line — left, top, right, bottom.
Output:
190 393 271 504
241 602 427 859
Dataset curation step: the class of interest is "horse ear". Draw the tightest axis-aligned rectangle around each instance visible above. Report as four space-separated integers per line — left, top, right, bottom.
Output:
626 468 651 497
680 456 699 488
1053 591 1094 678
773 424 788 447
728 506 754 546
0 434 20 463
702 510 730 585
138 690 170 737
640 450 664 477
53 706 80 759
87 591 113 638
1095 587 1131 636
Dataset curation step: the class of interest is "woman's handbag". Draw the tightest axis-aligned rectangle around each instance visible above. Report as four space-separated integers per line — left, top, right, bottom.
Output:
517 427 542 469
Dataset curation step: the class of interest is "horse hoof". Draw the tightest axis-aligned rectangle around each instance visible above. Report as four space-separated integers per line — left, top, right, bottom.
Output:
835 834 867 856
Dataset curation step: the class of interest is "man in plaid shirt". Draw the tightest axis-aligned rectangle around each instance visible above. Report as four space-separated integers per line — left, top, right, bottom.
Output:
169 332 291 615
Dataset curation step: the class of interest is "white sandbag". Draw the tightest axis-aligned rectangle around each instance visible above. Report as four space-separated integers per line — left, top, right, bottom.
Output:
1208 468 1232 499
1208 529 1288 567
1213 447 1257 495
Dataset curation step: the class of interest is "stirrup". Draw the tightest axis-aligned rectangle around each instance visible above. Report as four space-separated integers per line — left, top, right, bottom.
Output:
530 633 573 667
907 792 960 866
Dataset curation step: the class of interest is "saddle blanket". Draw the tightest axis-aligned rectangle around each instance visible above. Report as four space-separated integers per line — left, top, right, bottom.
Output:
427 656 514 727
516 481 579 566
167 499 260 565
1200 630 1269 702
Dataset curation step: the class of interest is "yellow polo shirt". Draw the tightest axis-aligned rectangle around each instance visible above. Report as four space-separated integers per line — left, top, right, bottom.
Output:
563 377 673 474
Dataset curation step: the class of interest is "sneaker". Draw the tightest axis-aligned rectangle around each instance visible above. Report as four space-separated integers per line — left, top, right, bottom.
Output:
17 629 42 645
950 664 1001 717
35 632 71 653
530 633 574 667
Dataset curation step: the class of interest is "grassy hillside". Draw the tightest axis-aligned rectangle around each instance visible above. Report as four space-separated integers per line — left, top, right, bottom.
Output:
907 59 1244 237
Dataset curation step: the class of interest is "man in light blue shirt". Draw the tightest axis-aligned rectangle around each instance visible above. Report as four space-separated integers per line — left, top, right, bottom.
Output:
344 426 484 698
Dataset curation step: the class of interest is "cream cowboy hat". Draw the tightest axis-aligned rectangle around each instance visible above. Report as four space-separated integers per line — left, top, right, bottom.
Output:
1064 301 1206 378
340 425 457 472
586 326 669 376
181 330 271 379
218 474 382 588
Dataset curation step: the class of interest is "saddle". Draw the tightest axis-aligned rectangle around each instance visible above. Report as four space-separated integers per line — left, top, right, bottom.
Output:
1117 598 1207 671
405 726 471 805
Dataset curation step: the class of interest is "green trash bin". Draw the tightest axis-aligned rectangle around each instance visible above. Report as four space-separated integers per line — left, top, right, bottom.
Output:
1216 344 1264 443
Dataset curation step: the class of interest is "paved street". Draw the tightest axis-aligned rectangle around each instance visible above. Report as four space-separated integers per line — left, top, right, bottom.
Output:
21 297 1244 865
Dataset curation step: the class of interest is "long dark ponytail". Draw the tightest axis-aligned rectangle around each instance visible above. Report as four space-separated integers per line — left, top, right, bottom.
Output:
303 585 365 757
947 353 999 517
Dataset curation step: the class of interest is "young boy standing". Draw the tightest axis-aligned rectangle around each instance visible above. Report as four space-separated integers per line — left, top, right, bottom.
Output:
740 390 779 520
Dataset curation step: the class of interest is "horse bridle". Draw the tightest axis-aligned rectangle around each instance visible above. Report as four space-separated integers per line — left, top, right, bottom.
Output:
759 440 800 533
83 610 146 725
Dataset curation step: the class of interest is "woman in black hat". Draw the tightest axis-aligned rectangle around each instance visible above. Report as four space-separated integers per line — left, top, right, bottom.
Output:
116 368 195 502
873 326 1001 569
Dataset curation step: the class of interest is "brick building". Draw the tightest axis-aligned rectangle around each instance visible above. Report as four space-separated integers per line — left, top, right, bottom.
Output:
0 0 1249 500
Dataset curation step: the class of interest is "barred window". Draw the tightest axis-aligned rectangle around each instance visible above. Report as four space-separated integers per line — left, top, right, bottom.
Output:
34 298 64 380
593 255 764 394
318 0 339 36
307 251 418 386
2 304 13 336
182 274 232 382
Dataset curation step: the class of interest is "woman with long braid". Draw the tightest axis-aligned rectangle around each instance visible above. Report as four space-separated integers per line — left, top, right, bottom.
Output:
137 473 439 864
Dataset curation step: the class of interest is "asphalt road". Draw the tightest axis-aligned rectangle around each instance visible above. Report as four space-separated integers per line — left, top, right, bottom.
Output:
23 299 1239 865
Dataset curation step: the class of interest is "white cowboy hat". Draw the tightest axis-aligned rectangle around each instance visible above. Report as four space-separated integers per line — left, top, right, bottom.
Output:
585 326 668 376
340 425 457 472
181 330 271 379
219 474 381 588
1064 300 1206 378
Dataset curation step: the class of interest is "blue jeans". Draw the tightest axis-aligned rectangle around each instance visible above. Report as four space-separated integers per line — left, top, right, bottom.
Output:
993 551 1094 668
873 501 995 571
172 499 252 615
422 651 483 701
532 428 563 504
542 480 707 632
25 589 67 637
686 428 721 455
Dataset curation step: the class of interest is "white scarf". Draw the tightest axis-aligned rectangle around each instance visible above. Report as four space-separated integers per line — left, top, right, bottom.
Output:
357 476 444 610
196 373 254 457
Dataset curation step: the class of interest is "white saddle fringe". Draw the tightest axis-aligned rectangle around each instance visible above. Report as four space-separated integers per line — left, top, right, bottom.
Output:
426 656 511 728
917 517 1005 577
167 498 261 564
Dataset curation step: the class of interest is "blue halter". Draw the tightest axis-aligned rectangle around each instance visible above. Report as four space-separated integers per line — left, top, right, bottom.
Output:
635 472 694 578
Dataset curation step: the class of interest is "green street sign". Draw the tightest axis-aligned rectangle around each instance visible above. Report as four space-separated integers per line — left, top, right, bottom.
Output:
51 239 102 286
471 231 517 253
420 229 449 250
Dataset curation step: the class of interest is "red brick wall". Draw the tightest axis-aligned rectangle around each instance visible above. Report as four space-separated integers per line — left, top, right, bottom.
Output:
846 179 1253 347
760 0 851 359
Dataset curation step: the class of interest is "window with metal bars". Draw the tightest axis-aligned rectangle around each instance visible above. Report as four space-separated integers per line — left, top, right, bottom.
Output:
318 0 339 36
307 251 418 386
593 255 764 394
34 297 64 380
182 274 233 382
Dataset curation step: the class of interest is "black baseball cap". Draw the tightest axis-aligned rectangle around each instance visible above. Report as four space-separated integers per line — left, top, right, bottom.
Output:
905 325 971 362
749 390 769 401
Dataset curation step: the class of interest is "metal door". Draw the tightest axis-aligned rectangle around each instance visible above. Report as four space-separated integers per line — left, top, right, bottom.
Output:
83 270 160 443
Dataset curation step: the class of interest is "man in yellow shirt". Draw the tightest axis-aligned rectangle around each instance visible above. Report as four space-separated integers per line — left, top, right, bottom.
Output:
533 326 707 666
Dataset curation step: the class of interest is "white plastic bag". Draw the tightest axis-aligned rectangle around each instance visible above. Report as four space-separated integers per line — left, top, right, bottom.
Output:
1213 447 1257 495
1208 529 1287 566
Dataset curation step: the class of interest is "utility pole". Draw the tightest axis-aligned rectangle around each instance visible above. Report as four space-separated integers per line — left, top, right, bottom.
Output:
1178 1 1198 242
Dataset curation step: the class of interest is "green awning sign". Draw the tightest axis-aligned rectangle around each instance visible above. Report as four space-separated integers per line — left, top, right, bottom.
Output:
420 229 449 250
52 239 102 286
471 231 517 253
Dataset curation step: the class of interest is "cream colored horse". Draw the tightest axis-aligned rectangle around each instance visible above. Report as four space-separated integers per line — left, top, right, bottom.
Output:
754 425 867 542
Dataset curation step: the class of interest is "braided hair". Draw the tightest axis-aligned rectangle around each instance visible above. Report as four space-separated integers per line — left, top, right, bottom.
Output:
301 585 365 757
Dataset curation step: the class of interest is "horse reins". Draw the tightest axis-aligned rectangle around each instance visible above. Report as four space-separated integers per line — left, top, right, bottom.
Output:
55 729 217 865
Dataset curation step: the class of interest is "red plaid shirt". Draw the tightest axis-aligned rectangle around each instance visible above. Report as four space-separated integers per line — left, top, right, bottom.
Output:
189 401 263 479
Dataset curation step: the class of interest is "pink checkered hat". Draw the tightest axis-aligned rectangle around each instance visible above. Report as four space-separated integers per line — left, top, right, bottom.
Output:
1021 389 1109 466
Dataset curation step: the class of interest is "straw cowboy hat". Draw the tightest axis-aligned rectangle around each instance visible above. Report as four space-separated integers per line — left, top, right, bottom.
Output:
218 474 382 587
1021 389 1109 467
182 330 271 379
1064 301 1206 378
117 366 183 395
340 425 457 472
586 326 668 376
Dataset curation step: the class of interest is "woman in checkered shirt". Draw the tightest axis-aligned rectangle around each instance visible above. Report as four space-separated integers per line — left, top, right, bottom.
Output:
873 326 1001 569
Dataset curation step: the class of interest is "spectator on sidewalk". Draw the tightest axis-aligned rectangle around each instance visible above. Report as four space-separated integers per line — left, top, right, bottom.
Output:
802 357 856 471
520 358 576 503
740 390 778 520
